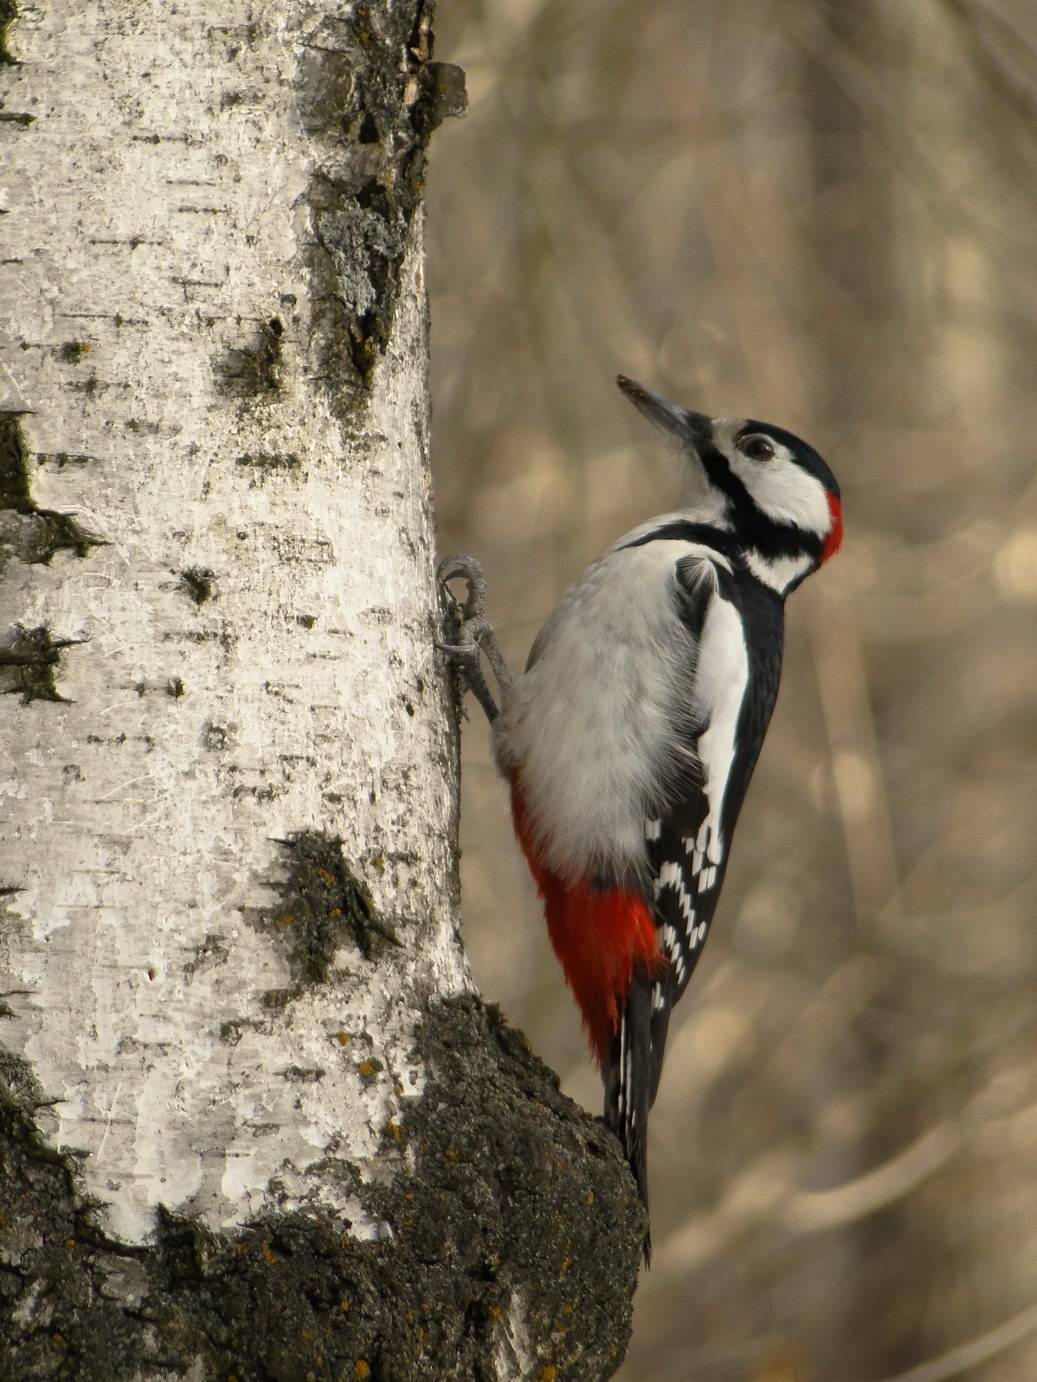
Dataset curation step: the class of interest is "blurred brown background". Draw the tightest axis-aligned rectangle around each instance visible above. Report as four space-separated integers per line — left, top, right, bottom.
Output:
428 2 1037 1378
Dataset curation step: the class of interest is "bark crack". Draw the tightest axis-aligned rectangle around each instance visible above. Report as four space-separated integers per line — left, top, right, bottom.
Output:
0 624 86 703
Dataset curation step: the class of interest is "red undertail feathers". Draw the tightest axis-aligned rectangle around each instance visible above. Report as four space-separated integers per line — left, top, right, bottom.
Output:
510 775 662 1064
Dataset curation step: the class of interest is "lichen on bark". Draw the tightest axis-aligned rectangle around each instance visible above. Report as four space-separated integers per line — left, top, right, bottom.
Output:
0 0 19 67
297 1 466 416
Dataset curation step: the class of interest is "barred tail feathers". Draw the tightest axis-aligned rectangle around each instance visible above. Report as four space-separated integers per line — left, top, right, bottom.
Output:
603 968 656 1264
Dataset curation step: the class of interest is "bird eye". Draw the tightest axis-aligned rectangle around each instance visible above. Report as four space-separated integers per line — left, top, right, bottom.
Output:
741 435 775 462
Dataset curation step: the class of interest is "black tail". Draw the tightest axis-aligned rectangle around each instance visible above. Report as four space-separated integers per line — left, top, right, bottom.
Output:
604 963 671 1266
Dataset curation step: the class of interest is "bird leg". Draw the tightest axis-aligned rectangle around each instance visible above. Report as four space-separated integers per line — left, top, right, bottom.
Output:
437 554 512 725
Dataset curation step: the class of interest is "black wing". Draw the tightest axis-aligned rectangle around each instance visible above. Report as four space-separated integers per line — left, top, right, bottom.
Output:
645 552 785 1101
604 552 740 1256
645 553 741 1097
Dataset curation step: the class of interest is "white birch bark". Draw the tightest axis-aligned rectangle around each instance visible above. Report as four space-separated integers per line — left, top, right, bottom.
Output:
0 8 645 1376
0 0 467 1247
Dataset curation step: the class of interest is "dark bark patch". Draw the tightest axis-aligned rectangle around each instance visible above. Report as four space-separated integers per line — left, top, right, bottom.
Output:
201 722 229 751
57 341 91 364
413 61 468 136
183 934 230 979
234 450 301 480
260 832 398 991
0 623 83 703
296 0 466 418
360 996 645 1378
179 566 215 605
3 414 40 508
0 416 106 570
215 317 284 399
0 0 18 65
281 1065 326 1084
0 997 642 1381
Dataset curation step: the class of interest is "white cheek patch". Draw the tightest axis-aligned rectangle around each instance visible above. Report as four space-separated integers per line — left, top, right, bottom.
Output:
729 449 831 535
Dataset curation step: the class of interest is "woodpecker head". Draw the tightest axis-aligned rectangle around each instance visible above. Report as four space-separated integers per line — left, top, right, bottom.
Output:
617 374 842 595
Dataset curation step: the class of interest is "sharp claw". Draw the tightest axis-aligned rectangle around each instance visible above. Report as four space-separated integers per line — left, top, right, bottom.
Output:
437 553 485 585
437 553 489 623
435 553 506 723
436 611 493 660
435 640 479 661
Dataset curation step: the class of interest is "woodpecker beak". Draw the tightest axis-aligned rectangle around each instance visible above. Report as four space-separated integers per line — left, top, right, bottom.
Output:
616 374 710 449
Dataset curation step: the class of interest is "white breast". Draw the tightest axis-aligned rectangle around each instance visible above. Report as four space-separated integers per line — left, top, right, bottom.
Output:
498 534 729 882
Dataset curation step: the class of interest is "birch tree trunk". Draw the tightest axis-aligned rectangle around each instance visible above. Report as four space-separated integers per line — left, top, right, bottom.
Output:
0 3 643 1377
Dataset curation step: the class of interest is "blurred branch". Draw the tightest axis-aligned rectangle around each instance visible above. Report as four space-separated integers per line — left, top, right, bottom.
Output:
781 0 1036 258
807 591 902 928
879 1299 1037 1382
662 1071 1037 1279
939 0 1037 143
780 1123 959 1233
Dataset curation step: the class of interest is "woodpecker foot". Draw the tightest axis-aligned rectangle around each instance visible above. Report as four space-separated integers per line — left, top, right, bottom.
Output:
437 553 512 724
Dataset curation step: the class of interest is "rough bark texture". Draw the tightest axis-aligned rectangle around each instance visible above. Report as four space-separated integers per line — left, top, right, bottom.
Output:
0 0 463 1250
0 1 643 1377
1 998 642 1379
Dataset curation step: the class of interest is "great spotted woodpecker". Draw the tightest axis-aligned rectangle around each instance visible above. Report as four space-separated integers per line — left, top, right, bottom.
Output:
439 375 842 1260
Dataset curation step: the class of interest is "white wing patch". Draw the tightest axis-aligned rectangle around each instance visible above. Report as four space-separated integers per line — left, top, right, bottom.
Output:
690 590 750 867
618 1013 633 1127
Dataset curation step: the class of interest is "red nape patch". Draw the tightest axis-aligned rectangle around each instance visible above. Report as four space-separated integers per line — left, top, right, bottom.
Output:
822 492 843 563
510 777 662 1066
